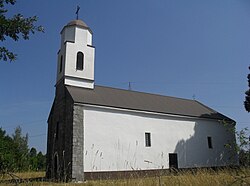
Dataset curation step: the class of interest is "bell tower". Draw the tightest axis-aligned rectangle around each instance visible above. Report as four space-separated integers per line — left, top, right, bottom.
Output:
56 19 95 89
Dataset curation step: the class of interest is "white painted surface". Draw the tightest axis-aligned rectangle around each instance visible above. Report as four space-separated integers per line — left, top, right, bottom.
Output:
61 26 75 45
83 105 237 172
56 24 95 89
65 76 94 89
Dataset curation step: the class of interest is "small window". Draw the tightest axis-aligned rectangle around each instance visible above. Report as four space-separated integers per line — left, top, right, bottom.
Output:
207 136 213 149
59 55 63 73
145 132 151 147
76 51 84 70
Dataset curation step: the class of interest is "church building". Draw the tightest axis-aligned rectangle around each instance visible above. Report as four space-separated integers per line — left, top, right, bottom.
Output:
47 19 238 182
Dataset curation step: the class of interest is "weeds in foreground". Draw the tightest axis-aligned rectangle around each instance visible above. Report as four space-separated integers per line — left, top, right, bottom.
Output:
0 168 249 186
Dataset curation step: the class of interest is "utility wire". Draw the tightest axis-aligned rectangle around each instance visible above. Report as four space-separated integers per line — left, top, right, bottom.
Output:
29 133 46 138
1 119 46 129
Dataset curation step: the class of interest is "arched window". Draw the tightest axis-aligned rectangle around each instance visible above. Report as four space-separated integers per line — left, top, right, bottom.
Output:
59 55 63 73
76 52 84 70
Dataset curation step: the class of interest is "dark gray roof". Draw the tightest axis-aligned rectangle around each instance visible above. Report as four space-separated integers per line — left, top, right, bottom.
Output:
66 85 233 121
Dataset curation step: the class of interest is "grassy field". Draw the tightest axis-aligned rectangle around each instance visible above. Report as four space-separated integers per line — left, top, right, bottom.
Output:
0 168 249 186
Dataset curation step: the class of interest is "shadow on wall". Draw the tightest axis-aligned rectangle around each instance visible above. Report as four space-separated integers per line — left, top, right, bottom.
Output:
174 113 237 169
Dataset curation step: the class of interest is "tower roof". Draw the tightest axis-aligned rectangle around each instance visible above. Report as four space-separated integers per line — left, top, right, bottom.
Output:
67 19 88 27
61 19 93 34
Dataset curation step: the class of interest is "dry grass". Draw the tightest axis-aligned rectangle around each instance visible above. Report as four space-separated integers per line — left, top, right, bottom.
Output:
0 171 45 180
0 168 249 186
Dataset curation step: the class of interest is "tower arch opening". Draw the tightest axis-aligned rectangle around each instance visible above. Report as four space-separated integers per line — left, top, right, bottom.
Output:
76 51 84 70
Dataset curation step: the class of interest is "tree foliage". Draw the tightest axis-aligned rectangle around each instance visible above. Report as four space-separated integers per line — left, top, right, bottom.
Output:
237 128 250 166
12 126 29 171
0 0 44 61
0 126 46 172
0 128 17 171
223 121 250 166
244 66 250 112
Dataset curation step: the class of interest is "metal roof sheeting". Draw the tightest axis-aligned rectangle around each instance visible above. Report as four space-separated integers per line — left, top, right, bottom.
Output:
66 85 233 121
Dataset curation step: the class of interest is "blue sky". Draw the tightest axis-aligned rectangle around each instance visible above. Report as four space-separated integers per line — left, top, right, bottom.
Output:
0 0 249 153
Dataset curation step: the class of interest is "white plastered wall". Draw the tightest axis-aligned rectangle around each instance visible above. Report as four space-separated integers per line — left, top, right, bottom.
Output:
83 105 237 172
56 26 95 89
64 27 94 81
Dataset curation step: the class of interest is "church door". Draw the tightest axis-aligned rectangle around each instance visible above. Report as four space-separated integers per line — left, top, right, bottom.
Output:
169 153 178 169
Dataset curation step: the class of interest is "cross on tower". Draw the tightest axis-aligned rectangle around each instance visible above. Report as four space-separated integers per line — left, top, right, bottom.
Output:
76 5 80 20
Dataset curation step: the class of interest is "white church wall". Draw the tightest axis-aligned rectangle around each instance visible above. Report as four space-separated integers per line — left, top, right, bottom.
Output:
61 26 75 45
64 28 95 81
64 77 94 89
58 25 95 89
83 105 236 172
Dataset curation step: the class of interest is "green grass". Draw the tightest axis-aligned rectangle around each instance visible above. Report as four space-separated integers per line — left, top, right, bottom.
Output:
0 168 249 186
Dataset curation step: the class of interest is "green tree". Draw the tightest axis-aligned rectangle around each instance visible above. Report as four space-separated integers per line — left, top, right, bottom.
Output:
0 127 17 172
223 121 250 166
28 148 46 171
29 147 37 157
0 0 44 61
37 151 46 171
29 147 38 170
244 66 250 112
12 126 29 171
0 126 47 172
